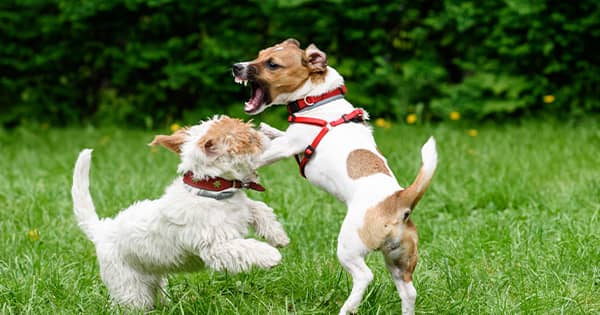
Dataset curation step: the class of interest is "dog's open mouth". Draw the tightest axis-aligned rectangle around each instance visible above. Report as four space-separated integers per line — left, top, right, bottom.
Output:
235 76 268 114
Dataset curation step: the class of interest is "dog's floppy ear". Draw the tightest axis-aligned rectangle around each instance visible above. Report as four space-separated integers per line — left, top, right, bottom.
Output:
281 38 300 47
305 43 327 73
200 138 221 158
149 128 188 154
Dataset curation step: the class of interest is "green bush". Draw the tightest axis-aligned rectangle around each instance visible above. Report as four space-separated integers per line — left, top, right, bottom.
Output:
0 0 598 127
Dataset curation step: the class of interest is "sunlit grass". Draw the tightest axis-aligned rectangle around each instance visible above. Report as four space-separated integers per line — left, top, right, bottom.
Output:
0 118 598 314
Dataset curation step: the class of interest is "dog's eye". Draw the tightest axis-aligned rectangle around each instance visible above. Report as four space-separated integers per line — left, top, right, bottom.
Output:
266 60 280 70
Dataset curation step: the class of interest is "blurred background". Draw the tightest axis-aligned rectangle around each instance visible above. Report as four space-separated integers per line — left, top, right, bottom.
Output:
1 0 598 129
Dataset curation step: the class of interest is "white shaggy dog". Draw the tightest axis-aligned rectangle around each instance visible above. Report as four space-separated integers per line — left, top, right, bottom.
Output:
71 116 289 309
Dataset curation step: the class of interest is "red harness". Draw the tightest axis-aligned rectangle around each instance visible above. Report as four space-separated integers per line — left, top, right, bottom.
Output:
287 86 365 177
287 85 347 114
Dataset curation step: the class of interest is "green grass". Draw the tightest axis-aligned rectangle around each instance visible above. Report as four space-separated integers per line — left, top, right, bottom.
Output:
0 118 599 314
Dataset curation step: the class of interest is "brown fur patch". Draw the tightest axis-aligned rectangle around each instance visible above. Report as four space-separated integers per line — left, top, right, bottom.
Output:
358 208 394 250
250 41 327 101
358 190 403 250
359 192 418 280
150 128 189 154
398 220 418 282
346 149 391 179
197 117 262 155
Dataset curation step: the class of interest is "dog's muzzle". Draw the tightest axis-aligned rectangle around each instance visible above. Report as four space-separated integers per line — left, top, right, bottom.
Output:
232 62 269 114
232 62 248 81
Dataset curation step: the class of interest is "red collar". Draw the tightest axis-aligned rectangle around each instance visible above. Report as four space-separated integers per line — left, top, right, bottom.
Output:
287 85 347 114
183 172 265 192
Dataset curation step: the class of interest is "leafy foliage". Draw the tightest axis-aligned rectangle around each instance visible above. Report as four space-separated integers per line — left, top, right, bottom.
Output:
0 0 598 127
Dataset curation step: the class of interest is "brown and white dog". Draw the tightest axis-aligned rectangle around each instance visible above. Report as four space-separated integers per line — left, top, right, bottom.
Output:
232 39 437 314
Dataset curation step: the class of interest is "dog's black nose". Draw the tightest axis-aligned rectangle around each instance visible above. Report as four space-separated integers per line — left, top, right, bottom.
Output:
232 63 244 75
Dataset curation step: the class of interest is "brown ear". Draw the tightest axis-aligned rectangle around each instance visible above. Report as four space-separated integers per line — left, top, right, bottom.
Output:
305 43 327 72
149 129 188 154
201 139 220 157
281 38 300 47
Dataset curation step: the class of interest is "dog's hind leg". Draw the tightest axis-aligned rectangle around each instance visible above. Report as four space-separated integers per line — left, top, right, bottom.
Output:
383 222 418 315
156 277 170 306
385 263 416 315
337 231 373 315
201 239 281 273
97 252 158 309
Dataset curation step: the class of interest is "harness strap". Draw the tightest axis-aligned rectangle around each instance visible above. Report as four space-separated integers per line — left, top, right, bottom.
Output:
331 110 365 126
288 85 347 114
287 115 327 127
289 109 365 177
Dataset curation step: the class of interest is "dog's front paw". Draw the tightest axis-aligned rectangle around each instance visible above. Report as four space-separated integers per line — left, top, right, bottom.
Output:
259 122 285 139
267 228 290 248
258 219 290 247
253 241 282 269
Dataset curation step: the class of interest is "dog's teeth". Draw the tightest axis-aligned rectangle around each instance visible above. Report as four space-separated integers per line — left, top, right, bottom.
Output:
243 80 248 86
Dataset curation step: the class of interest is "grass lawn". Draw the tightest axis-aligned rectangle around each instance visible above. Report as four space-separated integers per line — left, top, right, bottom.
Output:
0 118 598 314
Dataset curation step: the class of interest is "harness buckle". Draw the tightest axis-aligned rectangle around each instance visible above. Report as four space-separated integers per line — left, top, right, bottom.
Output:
353 111 364 122
341 111 363 123
304 145 315 158
303 95 315 106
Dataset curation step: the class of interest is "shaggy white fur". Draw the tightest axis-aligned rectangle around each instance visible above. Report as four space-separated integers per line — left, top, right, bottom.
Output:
71 116 289 309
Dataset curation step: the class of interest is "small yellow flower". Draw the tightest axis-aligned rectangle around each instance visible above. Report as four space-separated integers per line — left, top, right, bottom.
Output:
150 146 159 153
374 118 391 129
41 123 50 129
99 136 110 145
170 123 181 132
449 111 461 121
543 95 555 104
406 114 417 125
467 149 477 155
28 229 40 241
467 129 478 137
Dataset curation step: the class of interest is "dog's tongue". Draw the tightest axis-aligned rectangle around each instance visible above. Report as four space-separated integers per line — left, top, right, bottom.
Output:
245 85 264 113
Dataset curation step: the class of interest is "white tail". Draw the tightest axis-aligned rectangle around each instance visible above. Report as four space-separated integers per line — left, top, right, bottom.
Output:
71 149 99 239
396 137 438 209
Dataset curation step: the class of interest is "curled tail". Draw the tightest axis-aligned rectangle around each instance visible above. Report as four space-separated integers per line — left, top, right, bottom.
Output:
71 149 99 239
397 137 438 209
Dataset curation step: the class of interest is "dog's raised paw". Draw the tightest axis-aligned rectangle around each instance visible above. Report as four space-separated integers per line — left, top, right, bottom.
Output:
259 122 285 139
269 230 290 248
